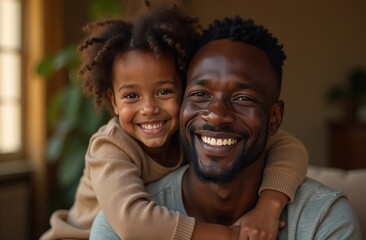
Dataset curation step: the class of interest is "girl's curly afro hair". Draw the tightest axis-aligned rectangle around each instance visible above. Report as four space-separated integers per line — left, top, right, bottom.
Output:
78 2 200 111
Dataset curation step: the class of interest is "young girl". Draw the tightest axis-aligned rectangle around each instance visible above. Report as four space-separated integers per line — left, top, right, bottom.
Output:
41 3 307 240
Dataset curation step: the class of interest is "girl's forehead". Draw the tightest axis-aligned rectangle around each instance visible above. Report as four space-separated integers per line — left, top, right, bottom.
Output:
115 50 175 66
112 50 183 86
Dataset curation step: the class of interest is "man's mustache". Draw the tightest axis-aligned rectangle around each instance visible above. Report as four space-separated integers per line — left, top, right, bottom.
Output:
193 123 237 133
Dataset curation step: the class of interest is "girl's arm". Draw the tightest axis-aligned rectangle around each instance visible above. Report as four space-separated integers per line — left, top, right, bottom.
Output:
89 127 239 240
261 129 308 201
235 129 308 239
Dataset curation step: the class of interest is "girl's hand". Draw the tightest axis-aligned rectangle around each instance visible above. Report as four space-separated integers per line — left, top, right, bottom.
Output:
233 189 288 240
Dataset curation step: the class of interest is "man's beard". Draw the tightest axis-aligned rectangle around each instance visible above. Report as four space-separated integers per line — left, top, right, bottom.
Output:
181 133 266 185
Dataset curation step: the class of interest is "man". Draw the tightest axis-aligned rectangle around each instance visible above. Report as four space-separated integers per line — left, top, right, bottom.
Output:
91 16 362 239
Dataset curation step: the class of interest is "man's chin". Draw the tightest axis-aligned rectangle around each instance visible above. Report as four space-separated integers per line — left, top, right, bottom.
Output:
192 158 241 185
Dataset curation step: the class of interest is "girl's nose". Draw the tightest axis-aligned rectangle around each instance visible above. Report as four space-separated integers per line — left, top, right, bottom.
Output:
139 100 160 116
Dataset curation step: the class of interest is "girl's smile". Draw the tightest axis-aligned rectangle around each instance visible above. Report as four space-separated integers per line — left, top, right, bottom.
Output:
109 50 183 150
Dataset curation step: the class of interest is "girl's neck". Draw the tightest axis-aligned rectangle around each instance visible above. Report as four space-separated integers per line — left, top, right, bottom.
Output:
141 134 181 168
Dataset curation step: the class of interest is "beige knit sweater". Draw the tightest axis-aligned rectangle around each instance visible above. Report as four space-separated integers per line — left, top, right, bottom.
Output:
41 117 308 240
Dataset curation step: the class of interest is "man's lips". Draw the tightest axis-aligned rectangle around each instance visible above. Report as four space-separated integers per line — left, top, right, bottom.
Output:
193 133 243 163
200 136 238 146
195 130 242 150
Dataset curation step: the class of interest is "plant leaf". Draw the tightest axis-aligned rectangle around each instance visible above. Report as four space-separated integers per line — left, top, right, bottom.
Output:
78 96 110 136
88 0 123 20
47 118 75 163
52 45 79 70
47 89 63 128
36 56 54 77
58 138 86 188
64 180 80 208
61 82 83 124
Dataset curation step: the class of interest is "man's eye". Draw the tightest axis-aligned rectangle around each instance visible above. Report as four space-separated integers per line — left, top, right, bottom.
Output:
233 95 256 102
189 91 207 97
158 89 173 95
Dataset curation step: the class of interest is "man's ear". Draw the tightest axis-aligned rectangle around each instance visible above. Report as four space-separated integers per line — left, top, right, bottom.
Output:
107 88 118 115
268 100 284 136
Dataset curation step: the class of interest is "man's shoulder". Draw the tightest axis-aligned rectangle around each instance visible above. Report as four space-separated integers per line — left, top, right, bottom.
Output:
296 177 345 201
145 165 188 213
283 178 362 239
289 177 347 216
146 165 188 194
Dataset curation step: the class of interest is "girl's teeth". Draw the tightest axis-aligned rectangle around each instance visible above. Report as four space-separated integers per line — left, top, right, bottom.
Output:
201 136 237 146
141 122 163 130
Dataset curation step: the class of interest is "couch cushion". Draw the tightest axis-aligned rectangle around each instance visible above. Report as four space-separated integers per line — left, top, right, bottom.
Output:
307 165 366 237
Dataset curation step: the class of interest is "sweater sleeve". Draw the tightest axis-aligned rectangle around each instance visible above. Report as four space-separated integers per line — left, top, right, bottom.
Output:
260 129 308 202
88 133 195 240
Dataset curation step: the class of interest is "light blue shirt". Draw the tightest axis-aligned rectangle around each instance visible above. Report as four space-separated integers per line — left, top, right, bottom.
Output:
90 165 362 239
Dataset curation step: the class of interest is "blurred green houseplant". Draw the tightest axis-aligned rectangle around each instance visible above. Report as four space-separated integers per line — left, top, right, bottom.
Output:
326 67 366 121
37 0 122 210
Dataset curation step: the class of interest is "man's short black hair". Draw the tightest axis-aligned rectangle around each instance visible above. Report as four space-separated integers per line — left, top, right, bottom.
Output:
199 16 286 85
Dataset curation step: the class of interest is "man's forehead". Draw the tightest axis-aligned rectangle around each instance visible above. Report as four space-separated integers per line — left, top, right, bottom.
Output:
193 39 267 62
187 39 272 82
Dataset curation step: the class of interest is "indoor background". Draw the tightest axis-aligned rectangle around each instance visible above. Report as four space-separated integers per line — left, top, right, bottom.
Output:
0 0 365 239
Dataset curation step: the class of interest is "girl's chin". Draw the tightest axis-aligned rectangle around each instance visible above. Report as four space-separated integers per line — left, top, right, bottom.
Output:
141 139 166 149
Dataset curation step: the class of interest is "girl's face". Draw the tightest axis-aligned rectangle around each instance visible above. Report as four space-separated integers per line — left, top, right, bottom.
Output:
109 50 183 149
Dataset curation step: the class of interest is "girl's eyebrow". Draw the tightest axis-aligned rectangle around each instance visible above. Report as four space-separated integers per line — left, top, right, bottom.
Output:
157 79 179 85
118 83 136 91
118 79 178 91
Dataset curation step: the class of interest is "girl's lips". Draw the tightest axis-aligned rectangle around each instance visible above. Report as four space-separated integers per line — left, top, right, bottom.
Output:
140 121 165 130
137 120 168 136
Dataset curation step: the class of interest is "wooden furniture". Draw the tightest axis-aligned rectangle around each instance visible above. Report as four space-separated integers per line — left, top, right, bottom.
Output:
327 121 366 170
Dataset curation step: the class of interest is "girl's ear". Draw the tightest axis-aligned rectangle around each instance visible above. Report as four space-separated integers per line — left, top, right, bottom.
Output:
268 100 284 136
107 88 119 115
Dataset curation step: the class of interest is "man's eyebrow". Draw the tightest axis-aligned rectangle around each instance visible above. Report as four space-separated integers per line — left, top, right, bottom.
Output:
234 81 252 90
191 78 210 86
190 78 254 90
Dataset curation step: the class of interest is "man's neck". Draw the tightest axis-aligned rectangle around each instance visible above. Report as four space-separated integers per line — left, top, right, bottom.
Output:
182 157 265 225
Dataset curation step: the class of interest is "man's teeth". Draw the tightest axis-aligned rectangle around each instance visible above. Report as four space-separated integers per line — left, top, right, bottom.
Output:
141 122 164 130
201 136 237 146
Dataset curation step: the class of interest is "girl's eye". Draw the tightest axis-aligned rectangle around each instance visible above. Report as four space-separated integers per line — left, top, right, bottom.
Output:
123 93 138 99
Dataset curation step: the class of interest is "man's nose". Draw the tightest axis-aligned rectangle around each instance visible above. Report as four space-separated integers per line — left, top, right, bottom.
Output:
139 99 160 116
201 100 234 126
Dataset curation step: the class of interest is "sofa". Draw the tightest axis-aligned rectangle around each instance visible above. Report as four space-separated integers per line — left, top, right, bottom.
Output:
307 165 366 237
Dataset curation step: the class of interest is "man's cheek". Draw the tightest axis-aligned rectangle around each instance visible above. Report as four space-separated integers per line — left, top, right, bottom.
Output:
180 103 194 125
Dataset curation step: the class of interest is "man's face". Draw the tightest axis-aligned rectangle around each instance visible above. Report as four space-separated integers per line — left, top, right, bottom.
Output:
180 39 283 184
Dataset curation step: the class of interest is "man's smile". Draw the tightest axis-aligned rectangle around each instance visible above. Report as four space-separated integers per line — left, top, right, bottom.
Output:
201 136 238 146
193 130 244 158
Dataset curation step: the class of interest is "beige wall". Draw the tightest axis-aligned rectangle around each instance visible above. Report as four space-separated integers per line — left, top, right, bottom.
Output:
185 0 366 166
